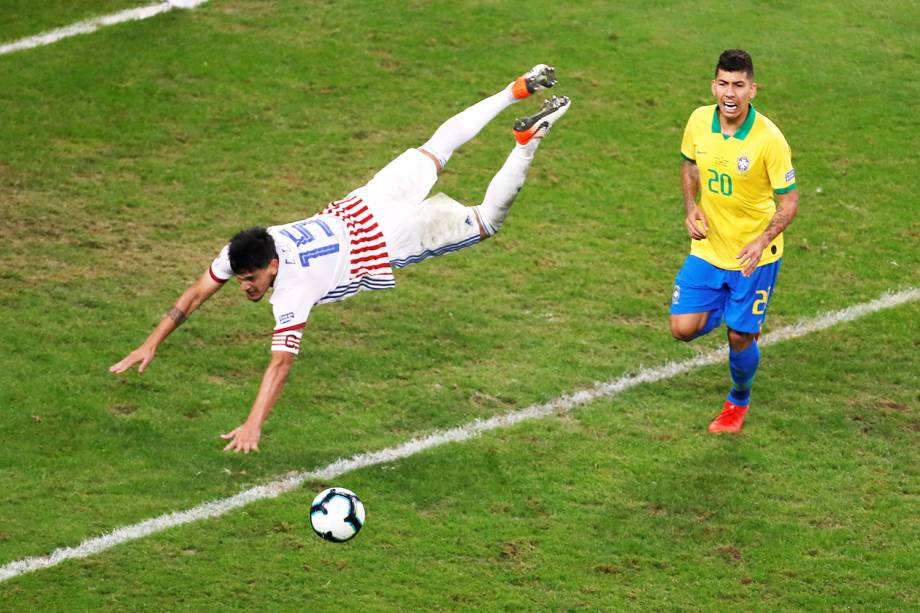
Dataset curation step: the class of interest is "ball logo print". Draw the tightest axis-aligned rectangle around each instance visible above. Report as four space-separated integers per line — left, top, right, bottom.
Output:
310 487 366 542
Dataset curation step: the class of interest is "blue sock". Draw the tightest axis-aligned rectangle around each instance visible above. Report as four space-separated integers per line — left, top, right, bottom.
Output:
728 341 760 406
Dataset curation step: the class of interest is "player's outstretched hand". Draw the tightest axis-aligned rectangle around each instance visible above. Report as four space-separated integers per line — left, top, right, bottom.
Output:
684 205 708 240
736 237 768 277
110 345 156 374
221 422 261 453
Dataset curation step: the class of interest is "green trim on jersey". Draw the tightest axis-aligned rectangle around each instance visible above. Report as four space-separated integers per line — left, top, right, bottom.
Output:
734 105 757 140
682 103 794 270
710 108 721 134
710 104 757 141
681 152 695 163
774 183 797 195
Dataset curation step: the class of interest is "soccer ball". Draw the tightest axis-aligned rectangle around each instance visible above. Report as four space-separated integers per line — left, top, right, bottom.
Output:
310 487 366 542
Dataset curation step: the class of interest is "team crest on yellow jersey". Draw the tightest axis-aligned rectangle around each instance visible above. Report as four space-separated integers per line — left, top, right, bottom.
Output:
737 155 750 172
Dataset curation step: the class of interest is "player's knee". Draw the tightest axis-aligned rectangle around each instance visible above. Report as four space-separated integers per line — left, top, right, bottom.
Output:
472 206 496 240
727 329 756 351
669 318 698 342
417 147 444 173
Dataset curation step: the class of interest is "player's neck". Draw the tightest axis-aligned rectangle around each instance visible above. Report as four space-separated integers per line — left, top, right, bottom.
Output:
718 105 750 136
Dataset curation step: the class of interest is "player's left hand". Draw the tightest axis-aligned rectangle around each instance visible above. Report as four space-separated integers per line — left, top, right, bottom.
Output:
221 422 261 453
736 237 769 277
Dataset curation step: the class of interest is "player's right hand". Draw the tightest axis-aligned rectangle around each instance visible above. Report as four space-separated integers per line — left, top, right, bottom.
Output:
109 345 156 374
684 205 708 240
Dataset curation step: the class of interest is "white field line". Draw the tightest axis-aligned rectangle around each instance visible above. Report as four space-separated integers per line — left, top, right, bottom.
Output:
1 286 916 582
0 1 208 56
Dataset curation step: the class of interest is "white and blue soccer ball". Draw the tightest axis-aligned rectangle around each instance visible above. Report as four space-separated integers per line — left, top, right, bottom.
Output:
310 487 366 543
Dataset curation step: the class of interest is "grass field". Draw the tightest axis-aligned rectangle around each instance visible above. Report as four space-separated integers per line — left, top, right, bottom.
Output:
1 0 917 610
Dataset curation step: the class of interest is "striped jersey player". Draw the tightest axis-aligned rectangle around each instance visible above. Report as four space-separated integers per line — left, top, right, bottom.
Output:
207 194 398 356
111 64 571 453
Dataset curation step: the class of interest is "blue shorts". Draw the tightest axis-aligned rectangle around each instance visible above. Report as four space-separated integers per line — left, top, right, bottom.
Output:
669 255 781 334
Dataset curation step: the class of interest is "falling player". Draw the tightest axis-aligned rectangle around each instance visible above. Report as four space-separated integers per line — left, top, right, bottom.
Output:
669 49 799 433
111 65 571 452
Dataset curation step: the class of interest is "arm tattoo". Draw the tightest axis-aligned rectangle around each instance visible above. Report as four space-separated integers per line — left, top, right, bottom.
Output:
167 306 188 326
764 202 793 242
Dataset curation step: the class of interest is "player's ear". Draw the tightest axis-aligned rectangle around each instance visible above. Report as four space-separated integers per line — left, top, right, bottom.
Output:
750 81 757 98
710 79 718 97
269 258 280 275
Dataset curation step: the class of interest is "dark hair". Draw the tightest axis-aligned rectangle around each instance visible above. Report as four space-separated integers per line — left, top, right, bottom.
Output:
228 227 276 273
715 49 754 79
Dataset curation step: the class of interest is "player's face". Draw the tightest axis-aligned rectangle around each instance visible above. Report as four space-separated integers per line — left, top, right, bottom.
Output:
711 70 756 121
234 260 278 302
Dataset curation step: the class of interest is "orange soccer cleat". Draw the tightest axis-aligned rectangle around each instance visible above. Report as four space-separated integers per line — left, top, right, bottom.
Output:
513 95 571 145
708 400 749 433
511 64 557 99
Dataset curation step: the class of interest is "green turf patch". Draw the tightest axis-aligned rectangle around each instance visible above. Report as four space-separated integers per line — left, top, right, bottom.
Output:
0 0 917 608
0 1 165 44
3 307 916 610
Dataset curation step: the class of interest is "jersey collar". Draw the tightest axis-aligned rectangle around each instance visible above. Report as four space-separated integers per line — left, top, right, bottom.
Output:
711 103 757 141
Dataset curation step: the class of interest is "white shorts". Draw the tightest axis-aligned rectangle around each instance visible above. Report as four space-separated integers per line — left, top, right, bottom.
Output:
350 148 482 268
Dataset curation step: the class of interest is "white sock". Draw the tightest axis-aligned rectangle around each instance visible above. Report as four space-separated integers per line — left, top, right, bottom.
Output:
475 139 541 235
421 86 517 168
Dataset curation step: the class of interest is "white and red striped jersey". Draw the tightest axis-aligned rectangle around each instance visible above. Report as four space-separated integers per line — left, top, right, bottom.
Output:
208 195 394 355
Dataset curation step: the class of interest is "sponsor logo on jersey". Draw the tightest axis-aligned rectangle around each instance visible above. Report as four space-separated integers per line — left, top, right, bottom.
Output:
785 168 796 182
672 284 681 305
737 155 750 172
279 312 296 324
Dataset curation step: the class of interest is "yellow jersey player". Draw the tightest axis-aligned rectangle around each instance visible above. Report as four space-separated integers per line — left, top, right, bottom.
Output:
669 49 799 433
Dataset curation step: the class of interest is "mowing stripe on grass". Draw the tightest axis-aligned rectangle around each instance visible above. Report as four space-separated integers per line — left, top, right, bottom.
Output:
0 1 208 56
1 287 916 582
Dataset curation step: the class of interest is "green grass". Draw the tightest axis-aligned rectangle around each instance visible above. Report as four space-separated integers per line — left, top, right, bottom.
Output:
0 0 918 609
3 308 917 611
0 1 147 43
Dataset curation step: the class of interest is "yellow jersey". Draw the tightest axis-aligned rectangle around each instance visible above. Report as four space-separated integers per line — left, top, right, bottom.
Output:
680 104 796 270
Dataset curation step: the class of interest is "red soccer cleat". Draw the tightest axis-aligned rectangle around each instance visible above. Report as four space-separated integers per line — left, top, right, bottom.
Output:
708 400 749 433
513 95 571 145
511 64 557 99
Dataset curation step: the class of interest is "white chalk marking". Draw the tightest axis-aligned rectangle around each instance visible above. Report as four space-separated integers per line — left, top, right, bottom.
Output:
0 1 208 56
0 287 916 582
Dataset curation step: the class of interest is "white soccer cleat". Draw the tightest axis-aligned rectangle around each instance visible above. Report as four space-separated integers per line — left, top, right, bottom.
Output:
511 64 557 99
513 95 571 145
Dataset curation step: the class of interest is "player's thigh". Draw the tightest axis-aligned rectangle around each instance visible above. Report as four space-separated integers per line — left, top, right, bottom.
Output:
386 193 481 268
670 255 729 317
361 148 438 206
724 259 782 333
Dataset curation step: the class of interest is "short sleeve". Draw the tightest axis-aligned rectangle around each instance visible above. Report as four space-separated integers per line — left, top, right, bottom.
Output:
209 244 232 283
680 114 696 162
268 286 317 355
764 129 796 194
